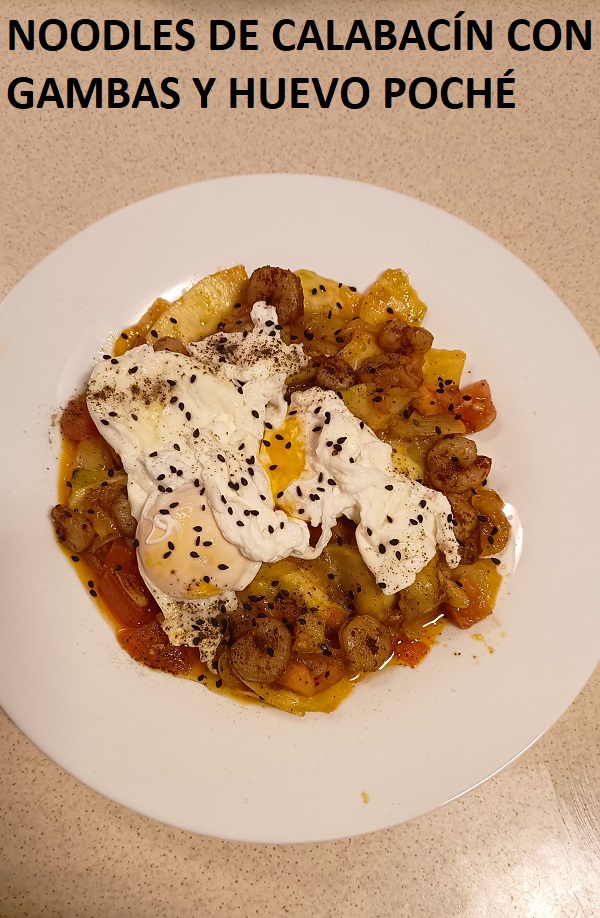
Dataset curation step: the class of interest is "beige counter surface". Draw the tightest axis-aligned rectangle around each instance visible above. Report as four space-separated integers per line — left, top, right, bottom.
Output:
1 1 599 915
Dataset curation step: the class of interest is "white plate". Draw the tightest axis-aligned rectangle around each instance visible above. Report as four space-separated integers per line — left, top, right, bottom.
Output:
1 175 599 843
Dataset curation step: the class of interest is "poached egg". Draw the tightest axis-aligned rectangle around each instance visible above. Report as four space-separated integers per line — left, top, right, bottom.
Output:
87 303 460 659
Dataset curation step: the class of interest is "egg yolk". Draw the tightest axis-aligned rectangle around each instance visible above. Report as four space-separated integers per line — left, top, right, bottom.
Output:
260 416 306 503
136 483 258 599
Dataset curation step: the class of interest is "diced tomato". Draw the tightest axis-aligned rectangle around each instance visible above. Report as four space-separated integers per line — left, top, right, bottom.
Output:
456 380 497 433
443 577 492 629
61 394 97 440
411 379 496 434
393 630 429 667
98 540 158 629
117 620 195 674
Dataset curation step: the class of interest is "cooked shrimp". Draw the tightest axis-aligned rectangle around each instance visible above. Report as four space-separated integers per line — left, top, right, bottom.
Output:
446 494 479 541
472 488 511 556
426 436 491 494
358 353 423 390
378 320 434 356
51 504 95 553
246 266 304 325
339 615 392 672
315 355 357 390
230 617 292 683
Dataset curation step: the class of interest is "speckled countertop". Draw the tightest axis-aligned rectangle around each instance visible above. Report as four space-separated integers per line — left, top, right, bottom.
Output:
1 1 599 915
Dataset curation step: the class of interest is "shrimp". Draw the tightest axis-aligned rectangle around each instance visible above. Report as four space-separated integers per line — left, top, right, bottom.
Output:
51 504 95 553
426 436 491 494
315 355 357 390
378 320 434 356
358 353 423 390
230 618 292 683
446 494 479 541
246 266 304 325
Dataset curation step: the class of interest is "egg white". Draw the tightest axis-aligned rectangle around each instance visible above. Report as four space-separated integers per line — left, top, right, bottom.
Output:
86 302 460 659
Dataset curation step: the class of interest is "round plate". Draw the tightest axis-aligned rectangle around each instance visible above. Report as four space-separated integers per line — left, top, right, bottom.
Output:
1 175 599 843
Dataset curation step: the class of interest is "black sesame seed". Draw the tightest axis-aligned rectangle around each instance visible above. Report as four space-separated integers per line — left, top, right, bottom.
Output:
218 564 229 571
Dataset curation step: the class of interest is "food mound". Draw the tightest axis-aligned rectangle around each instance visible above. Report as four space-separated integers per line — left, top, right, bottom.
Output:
52 265 510 715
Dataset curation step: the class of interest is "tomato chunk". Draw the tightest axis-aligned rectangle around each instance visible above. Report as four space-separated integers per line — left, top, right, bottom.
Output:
118 620 195 674
457 380 497 433
61 394 97 440
99 540 158 628
444 577 493 629
393 630 429 667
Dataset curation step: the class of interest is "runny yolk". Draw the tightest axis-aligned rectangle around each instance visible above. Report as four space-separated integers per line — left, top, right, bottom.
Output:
259 416 306 503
